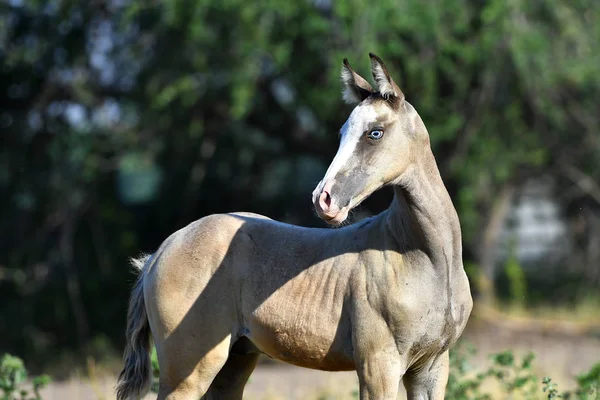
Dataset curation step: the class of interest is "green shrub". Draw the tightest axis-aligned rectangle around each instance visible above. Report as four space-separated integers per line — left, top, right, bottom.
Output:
558 362 600 400
446 342 491 400
447 343 537 399
150 346 160 393
0 354 50 400
505 254 528 308
449 344 600 400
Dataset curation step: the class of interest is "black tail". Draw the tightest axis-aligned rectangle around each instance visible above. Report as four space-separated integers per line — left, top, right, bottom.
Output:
116 255 153 400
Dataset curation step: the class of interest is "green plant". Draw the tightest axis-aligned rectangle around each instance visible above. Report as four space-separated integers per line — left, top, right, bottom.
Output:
573 362 600 399
446 342 491 400
504 245 528 309
540 362 600 400
543 377 562 399
487 350 538 397
150 346 160 393
562 362 600 400
448 344 539 400
0 354 51 400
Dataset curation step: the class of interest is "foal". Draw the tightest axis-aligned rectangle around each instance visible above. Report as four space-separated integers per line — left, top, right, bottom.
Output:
117 53 472 400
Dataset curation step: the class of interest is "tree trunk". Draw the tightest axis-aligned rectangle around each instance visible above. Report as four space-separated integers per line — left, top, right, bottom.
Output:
478 184 515 304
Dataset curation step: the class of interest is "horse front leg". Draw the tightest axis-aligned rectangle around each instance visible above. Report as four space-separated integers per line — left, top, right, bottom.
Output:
351 300 406 400
355 349 403 400
352 317 404 400
403 350 449 400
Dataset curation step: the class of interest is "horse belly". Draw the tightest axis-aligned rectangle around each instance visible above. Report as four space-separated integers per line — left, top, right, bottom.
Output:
242 275 355 371
246 311 355 370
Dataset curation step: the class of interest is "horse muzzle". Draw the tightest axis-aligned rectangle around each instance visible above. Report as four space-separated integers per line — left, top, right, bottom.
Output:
312 180 349 225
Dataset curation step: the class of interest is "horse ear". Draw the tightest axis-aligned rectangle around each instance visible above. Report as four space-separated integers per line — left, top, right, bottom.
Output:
341 58 374 104
369 53 404 103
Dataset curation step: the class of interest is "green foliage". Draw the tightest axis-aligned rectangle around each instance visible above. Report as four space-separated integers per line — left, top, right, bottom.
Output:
446 343 491 400
150 346 160 393
487 350 538 397
447 344 537 399
449 344 600 400
1 0 599 367
577 363 600 390
569 362 600 400
543 377 563 399
504 247 528 308
0 355 50 400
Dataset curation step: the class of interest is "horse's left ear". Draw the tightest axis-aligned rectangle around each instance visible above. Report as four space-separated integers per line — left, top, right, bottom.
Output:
369 53 404 103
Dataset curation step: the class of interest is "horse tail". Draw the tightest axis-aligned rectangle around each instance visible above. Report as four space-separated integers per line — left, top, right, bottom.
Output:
116 254 153 400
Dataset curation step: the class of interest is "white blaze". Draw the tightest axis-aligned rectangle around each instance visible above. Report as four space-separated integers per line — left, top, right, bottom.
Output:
314 105 377 197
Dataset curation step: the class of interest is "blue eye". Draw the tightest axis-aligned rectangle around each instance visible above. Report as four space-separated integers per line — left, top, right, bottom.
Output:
367 129 384 140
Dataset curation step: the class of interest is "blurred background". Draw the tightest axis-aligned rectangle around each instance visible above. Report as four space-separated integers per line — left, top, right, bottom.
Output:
1 0 599 398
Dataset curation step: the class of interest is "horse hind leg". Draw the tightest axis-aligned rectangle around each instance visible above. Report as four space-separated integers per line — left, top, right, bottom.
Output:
156 335 231 400
202 351 260 400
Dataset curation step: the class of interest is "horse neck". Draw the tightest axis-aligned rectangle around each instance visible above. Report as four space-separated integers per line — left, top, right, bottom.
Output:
386 147 462 270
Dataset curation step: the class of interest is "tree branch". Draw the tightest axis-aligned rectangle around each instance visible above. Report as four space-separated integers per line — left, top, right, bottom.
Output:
558 161 600 206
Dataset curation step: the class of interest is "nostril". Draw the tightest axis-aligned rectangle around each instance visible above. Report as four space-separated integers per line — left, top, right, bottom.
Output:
324 191 332 208
319 190 331 210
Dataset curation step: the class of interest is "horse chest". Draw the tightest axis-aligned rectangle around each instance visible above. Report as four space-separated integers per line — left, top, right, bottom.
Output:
380 271 472 360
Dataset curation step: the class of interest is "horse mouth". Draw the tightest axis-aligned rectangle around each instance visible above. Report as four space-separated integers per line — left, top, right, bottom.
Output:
319 208 349 226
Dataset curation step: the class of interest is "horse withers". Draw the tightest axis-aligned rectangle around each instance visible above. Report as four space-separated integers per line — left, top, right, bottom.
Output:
116 53 473 400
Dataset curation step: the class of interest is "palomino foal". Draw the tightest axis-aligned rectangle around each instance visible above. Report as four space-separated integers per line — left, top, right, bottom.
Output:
117 53 472 400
